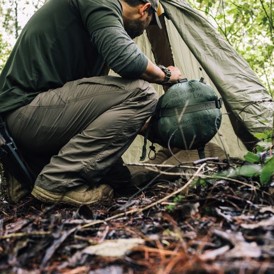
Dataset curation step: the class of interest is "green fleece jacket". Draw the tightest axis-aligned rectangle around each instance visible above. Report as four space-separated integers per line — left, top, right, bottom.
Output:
0 0 148 114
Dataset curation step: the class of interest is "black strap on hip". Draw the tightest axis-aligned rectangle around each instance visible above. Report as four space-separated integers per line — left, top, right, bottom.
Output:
0 116 34 189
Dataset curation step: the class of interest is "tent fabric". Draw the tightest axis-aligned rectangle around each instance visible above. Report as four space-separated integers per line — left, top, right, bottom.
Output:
161 0 273 147
120 0 274 163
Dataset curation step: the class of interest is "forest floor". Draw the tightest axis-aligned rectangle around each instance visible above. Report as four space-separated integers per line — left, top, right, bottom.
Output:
0 158 273 274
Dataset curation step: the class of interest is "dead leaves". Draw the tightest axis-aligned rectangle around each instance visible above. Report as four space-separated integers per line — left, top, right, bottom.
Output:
0 159 273 273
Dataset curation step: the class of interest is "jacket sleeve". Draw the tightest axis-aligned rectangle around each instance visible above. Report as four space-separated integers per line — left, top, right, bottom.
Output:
91 27 148 78
75 0 148 78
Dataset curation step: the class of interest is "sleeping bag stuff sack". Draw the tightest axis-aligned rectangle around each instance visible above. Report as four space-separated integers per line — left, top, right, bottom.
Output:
148 78 222 151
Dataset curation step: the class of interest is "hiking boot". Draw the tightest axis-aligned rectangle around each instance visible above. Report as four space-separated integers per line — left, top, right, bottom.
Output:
128 148 181 187
128 166 157 188
31 184 114 206
0 167 30 203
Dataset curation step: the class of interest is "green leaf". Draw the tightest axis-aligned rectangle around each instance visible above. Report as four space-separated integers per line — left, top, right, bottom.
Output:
218 164 262 178
235 164 262 178
260 156 274 186
254 130 273 141
244 151 260 163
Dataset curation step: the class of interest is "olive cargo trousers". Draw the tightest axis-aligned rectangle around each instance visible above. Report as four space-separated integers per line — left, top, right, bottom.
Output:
6 76 158 193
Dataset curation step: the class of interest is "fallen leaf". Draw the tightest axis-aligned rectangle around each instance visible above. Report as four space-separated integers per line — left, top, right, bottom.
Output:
240 216 274 229
200 245 230 261
83 238 144 257
225 241 261 259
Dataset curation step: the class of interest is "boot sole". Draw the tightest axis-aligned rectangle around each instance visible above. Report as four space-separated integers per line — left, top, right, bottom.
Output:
31 185 113 206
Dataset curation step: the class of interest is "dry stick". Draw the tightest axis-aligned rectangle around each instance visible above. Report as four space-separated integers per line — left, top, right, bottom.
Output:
133 246 178 255
129 163 206 213
202 175 261 190
126 162 197 169
0 231 51 239
80 163 206 230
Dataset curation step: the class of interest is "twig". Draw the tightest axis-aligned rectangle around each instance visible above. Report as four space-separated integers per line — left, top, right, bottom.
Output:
79 163 206 230
0 231 51 239
125 162 197 169
201 175 260 190
133 163 206 213
132 246 178 255
193 157 219 165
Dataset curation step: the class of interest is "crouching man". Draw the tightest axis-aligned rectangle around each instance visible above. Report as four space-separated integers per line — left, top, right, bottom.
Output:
0 0 183 205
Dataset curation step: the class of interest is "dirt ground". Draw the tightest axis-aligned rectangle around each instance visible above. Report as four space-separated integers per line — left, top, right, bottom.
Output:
0 159 273 274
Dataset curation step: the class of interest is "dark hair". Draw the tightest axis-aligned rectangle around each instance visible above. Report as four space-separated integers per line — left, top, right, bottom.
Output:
123 0 154 15
123 0 144 7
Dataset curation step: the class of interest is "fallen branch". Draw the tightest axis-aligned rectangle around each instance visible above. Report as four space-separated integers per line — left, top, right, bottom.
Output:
79 163 206 230
125 162 197 169
0 231 51 239
201 175 261 190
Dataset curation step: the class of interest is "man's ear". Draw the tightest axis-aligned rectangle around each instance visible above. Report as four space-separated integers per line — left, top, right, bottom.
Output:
139 2 151 16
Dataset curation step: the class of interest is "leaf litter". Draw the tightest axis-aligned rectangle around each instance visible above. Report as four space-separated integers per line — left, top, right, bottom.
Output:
0 157 273 273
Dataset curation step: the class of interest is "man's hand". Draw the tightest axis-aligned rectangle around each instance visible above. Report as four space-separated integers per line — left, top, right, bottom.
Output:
141 60 186 86
166 65 184 84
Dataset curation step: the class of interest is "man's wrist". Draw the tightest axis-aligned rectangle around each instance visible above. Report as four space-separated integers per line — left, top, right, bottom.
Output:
158 65 171 84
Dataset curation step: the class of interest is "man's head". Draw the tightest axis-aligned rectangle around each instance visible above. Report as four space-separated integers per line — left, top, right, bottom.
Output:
121 0 164 38
139 0 163 29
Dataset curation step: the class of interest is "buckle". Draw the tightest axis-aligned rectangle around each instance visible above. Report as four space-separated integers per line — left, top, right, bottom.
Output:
216 98 222 109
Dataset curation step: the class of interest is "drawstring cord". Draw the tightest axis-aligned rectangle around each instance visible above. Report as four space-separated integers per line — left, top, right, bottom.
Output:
140 128 156 161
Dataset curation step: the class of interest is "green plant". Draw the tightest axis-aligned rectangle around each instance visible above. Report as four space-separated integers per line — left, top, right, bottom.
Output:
227 130 274 186
165 195 185 212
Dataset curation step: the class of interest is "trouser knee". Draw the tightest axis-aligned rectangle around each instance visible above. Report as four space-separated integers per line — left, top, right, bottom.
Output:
128 79 158 115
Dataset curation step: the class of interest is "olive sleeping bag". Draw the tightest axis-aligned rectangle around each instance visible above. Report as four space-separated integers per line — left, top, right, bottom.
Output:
148 78 222 157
